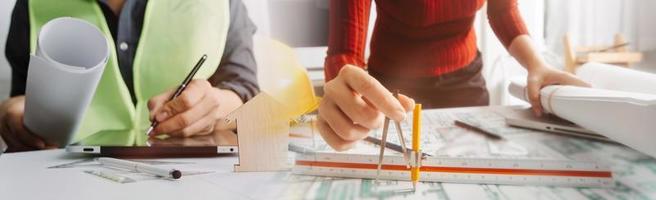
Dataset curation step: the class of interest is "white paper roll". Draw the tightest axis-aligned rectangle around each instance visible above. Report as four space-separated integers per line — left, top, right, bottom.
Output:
23 17 109 147
508 79 656 158
576 62 656 95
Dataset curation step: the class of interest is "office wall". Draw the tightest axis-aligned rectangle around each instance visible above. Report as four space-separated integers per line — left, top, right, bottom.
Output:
0 0 16 101
242 0 271 37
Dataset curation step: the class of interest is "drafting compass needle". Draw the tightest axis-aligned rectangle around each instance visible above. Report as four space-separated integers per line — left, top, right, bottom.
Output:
376 90 409 182
392 91 411 168
376 116 390 182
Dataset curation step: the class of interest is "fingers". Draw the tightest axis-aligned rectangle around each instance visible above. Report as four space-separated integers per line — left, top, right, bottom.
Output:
552 71 591 88
154 80 210 122
525 68 591 117
324 79 383 129
8 114 45 149
338 66 406 122
160 113 216 138
316 65 415 152
1 123 30 152
152 92 220 136
316 115 357 152
318 98 370 142
2 100 46 150
148 90 174 121
526 76 543 117
397 94 416 112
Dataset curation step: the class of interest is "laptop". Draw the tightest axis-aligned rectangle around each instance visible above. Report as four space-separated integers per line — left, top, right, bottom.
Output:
66 130 239 157
503 107 613 142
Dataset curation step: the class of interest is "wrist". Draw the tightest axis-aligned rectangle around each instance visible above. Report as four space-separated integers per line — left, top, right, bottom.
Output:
0 96 23 120
215 88 244 114
526 62 550 74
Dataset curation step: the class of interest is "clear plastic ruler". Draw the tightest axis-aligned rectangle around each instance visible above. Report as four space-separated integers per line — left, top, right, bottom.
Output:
293 152 613 188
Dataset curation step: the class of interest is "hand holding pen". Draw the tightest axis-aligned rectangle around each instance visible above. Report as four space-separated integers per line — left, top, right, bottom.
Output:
146 55 243 137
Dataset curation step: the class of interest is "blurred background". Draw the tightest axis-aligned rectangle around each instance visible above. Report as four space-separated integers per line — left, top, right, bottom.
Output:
2 0 656 104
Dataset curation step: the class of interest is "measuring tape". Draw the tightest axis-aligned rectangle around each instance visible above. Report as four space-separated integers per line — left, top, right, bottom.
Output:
293 152 613 187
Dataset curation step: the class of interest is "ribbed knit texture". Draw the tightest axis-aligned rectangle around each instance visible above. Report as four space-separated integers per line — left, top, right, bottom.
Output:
325 0 528 81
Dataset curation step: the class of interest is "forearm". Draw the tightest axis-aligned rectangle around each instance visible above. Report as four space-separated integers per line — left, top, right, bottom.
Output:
508 35 548 72
324 0 372 81
210 0 259 102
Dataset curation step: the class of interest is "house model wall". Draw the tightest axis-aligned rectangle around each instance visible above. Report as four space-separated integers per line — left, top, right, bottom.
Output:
225 92 291 172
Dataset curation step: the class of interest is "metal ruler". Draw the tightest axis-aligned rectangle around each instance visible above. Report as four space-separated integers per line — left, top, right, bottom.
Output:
293 152 613 187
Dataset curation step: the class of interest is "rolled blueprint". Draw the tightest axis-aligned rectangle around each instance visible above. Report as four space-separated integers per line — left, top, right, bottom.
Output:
508 79 656 158
576 62 656 95
23 17 109 147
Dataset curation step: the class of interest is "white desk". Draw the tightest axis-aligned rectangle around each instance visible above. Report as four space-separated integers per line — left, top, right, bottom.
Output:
2 106 656 199
0 150 289 200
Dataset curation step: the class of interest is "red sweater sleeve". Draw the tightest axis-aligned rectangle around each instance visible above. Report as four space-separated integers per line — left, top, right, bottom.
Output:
487 0 529 48
324 0 372 81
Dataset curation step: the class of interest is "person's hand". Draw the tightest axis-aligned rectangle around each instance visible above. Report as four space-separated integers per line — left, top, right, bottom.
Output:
317 65 415 151
526 65 590 116
147 79 243 137
0 96 54 152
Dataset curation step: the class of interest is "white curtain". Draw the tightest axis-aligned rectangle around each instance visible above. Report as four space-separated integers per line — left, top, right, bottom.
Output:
544 0 656 72
546 0 635 54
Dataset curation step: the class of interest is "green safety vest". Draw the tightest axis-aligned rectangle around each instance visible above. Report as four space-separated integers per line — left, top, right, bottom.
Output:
28 0 230 145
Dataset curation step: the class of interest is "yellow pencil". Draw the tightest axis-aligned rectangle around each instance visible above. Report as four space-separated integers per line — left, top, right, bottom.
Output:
411 104 422 191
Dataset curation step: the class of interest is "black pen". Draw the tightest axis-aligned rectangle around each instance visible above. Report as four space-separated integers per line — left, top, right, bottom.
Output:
454 119 504 140
146 54 208 136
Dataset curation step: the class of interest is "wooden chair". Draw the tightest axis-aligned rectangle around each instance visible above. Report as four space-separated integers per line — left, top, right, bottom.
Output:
563 33 642 73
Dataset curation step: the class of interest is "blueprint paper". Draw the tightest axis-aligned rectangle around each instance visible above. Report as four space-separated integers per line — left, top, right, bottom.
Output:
23 17 109 147
509 80 656 159
576 62 656 95
283 109 656 199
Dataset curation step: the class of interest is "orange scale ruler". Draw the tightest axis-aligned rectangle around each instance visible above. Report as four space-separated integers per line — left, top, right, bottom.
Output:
293 152 613 188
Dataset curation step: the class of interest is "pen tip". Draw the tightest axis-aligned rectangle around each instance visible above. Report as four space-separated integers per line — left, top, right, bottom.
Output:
145 127 154 136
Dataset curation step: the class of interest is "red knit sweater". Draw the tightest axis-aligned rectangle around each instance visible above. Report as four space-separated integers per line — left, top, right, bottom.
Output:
324 0 528 81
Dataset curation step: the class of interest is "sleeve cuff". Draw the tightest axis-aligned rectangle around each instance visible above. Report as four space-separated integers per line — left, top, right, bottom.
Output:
324 54 366 81
215 80 259 103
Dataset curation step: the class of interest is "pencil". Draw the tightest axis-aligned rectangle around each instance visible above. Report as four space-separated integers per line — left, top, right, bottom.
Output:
411 104 422 191
454 119 504 140
146 54 208 136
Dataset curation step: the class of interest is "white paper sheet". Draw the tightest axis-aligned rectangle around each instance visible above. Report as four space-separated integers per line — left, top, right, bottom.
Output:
23 17 109 147
509 79 656 159
576 62 656 95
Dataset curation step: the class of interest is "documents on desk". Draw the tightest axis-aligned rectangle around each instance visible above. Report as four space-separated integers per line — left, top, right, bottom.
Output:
294 109 612 187
0 150 289 200
285 107 656 199
2 106 656 199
